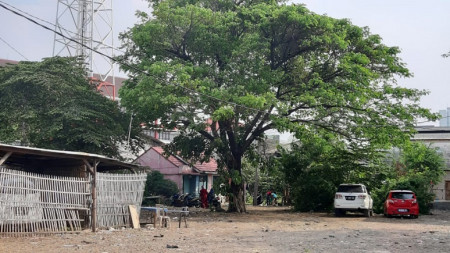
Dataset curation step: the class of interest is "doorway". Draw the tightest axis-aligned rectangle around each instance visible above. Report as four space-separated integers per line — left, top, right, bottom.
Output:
445 181 450 200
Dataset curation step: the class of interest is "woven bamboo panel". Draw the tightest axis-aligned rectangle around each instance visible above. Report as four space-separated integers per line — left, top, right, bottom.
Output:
0 167 90 237
94 173 146 228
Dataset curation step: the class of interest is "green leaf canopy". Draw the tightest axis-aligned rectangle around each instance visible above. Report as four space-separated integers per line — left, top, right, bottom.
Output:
118 0 438 211
0 57 140 158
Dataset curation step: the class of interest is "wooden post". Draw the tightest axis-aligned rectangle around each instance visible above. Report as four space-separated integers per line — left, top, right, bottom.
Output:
92 162 97 232
84 159 99 232
0 151 12 165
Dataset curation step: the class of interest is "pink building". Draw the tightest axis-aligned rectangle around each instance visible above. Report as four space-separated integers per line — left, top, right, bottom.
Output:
135 147 218 196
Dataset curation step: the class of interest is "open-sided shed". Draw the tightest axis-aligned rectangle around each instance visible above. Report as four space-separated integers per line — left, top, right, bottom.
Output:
0 143 146 236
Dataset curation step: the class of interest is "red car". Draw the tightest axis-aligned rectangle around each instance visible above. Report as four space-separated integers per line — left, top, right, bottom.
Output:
384 190 419 218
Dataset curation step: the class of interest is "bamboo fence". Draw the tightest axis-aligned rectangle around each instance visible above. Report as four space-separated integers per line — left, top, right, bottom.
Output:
0 167 146 236
94 172 146 229
0 167 90 237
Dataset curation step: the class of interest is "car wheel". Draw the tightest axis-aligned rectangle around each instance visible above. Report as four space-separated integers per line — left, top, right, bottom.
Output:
334 209 343 217
370 210 374 216
364 209 370 217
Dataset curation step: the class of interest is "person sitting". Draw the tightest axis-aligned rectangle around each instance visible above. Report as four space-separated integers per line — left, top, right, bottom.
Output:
272 192 278 206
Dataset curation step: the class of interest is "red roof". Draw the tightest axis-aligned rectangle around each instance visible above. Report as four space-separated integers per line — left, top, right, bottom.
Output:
194 159 218 173
0 59 19 67
151 146 217 173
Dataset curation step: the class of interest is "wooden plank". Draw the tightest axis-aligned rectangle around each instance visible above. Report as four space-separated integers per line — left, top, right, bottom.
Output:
129 205 140 229
0 151 12 165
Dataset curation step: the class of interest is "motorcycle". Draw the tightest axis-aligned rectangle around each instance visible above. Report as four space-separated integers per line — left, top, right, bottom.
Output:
171 193 201 208
209 196 224 211
183 193 201 208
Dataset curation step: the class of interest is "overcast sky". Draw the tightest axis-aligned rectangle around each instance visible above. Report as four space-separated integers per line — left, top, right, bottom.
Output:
0 0 449 120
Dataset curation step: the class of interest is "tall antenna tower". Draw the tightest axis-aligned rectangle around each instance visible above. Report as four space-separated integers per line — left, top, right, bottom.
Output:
53 0 116 100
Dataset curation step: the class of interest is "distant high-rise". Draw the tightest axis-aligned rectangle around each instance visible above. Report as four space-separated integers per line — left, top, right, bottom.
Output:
439 108 450 127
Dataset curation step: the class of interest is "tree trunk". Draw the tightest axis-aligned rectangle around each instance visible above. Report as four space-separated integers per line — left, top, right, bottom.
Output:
226 153 246 213
228 180 246 213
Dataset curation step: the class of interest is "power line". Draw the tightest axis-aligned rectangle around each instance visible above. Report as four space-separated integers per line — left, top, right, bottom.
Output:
0 1 267 115
0 35 29 60
0 0 125 54
0 2 436 129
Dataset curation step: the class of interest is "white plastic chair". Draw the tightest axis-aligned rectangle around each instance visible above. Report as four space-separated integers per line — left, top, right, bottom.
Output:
155 204 170 228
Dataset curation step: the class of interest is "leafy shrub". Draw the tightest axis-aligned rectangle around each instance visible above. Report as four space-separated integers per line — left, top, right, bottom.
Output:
372 176 437 214
280 135 444 214
142 170 179 206
371 142 444 214
278 133 372 212
291 171 336 212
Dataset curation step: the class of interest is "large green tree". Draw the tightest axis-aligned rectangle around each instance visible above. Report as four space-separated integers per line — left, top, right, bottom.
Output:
0 57 142 158
119 0 437 212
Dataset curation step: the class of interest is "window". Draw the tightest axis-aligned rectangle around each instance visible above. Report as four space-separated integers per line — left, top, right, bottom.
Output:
391 192 414 199
337 185 364 193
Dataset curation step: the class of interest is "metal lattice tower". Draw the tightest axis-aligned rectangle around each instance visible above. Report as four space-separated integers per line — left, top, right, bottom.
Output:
53 0 116 99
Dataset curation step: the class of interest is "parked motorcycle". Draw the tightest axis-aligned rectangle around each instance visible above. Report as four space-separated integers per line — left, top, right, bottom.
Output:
183 193 201 208
209 196 224 212
171 193 201 207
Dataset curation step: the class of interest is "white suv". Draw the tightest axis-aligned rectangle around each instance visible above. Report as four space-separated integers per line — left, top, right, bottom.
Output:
334 183 373 217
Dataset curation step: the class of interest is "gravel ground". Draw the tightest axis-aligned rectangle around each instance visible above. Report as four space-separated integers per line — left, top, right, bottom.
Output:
1 206 450 253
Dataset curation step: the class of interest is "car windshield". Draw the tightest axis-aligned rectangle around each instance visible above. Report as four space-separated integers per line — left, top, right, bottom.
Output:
391 192 414 199
337 185 364 193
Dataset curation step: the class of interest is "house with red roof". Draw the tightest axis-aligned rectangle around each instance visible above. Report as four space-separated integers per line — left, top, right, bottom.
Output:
135 146 218 196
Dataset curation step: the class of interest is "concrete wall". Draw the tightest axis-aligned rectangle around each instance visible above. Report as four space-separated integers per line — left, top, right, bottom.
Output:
135 149 183 191
413 129 450 201
207 174 213 191
433 171 450 200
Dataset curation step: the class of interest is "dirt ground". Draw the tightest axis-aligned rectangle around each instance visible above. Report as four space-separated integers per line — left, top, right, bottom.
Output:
1 205 450 253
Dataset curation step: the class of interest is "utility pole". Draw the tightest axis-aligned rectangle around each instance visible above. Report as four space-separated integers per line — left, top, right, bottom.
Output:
253 165 259 206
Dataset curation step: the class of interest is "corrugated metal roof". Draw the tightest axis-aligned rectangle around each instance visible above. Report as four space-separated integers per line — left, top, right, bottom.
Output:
0 143 140 172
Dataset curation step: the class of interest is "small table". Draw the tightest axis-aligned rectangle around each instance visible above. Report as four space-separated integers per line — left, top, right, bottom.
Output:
144 196 162 204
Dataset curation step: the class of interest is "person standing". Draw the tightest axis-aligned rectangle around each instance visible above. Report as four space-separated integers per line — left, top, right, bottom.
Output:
200 186 209 208
207 188 215 206
266 190 272 206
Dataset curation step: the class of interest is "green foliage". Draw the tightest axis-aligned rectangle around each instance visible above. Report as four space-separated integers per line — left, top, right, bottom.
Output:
278 130 387 211
281 134 444 214
371 142 445 214
242 154 287 205
212 173 231 197
0 57 143 158
119 0 438 211
291 173 336 212
142 170 179 205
